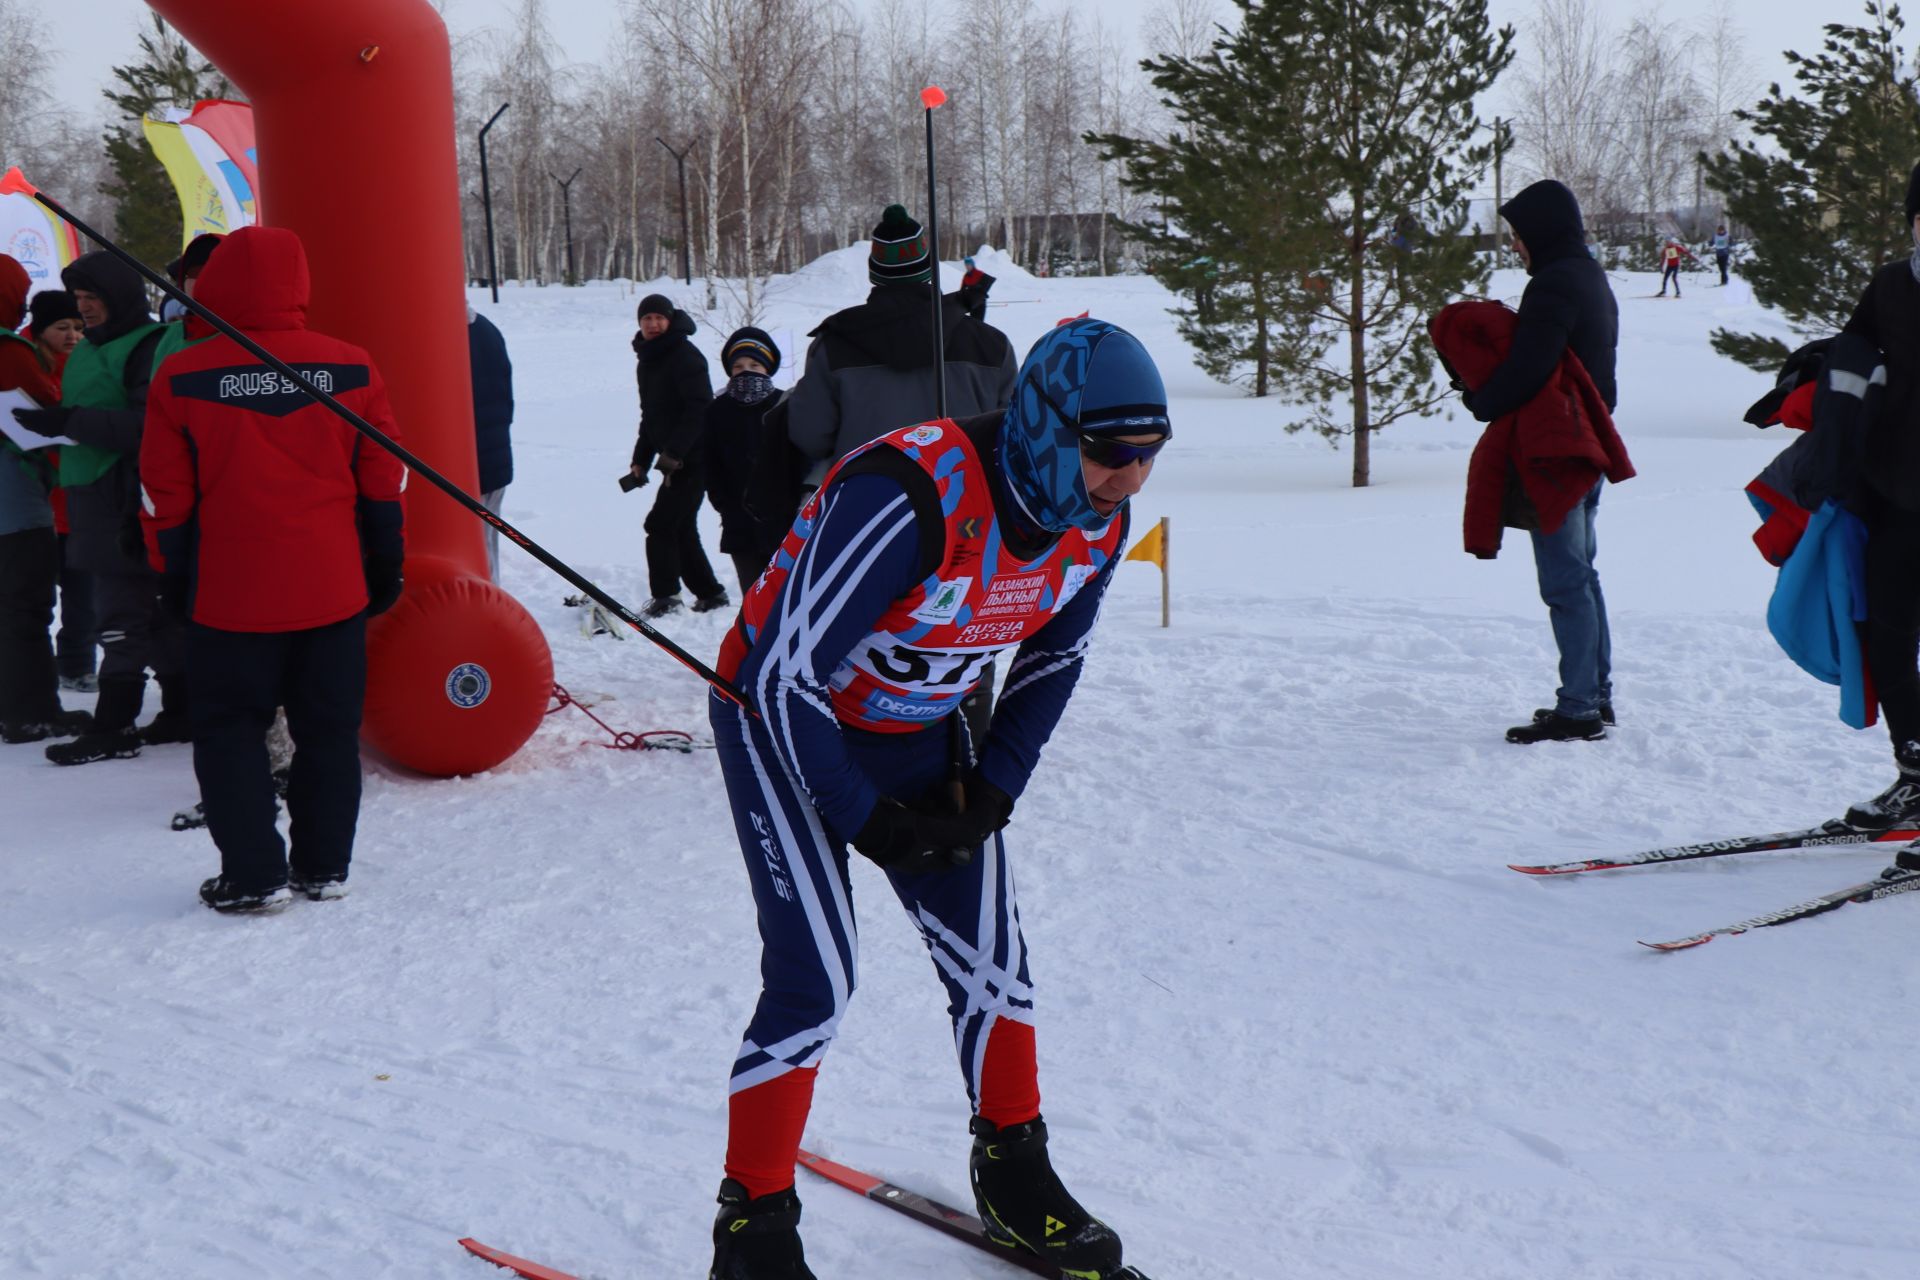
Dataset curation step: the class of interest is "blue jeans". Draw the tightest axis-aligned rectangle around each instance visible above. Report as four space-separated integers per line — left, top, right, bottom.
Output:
1530 480 1611 720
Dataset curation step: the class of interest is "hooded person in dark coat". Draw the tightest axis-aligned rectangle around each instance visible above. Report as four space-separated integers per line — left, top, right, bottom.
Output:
627 293 724 617
9 249 185 764
1832 161 1920 840
1459 179 1624 745
699 326 788 591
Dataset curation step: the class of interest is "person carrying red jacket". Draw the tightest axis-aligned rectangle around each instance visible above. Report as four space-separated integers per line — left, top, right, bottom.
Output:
140 225 407 915
1439 178 1634 744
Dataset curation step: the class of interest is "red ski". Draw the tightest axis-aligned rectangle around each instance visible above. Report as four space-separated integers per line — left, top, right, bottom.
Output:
458 1237 582 1280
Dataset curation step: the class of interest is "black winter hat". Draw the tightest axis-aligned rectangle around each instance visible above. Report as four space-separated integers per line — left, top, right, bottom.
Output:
721 325 780 377
637 293 675 321
1904 162 1920 223
165 232 225 284
28 289 82 333
869 204 931 285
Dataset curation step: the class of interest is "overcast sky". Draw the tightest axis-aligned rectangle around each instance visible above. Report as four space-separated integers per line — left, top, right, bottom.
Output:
41 0 1820 131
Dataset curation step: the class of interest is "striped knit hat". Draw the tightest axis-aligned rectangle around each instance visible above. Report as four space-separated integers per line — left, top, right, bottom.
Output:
869 204 931 285
722 325 781 377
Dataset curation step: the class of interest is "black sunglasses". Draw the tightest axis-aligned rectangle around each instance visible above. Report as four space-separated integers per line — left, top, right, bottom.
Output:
1074 430 1168 469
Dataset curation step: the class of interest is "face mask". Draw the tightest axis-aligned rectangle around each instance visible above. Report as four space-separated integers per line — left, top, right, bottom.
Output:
728 372 774 405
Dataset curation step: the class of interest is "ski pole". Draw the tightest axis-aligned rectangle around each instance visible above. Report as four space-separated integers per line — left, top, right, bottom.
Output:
32 189 754 713
918 85 973 832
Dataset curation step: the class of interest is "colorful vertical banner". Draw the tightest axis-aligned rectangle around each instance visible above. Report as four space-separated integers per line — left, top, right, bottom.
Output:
0 168 82 289
142 99 260 248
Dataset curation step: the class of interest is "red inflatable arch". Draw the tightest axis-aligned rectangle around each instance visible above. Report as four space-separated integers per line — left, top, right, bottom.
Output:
148 0 551 777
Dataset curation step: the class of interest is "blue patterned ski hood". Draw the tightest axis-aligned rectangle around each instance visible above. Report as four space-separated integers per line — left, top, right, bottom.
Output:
999 318 1170 533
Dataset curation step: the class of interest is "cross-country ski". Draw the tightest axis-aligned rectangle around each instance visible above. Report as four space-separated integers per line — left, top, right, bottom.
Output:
1640 868 1920 952
1509 821 1920 875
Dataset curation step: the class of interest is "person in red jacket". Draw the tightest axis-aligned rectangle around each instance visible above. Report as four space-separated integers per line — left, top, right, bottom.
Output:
140 225 407 914
0 254 86 744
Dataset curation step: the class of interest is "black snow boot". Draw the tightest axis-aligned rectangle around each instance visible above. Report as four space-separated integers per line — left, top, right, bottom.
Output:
198 875 292 915
46 675 143 765
969 1115 1124 1279
1847 741 1920 831
1506 710 1606 744
709 1179 816 1280
1 708 91 744
1533 701 1614 726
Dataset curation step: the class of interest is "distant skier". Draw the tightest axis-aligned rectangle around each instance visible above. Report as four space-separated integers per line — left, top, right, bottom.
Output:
703 318 1167 1280
1656 238 1695 297
1710 224 1732 286
1834 162 1920 857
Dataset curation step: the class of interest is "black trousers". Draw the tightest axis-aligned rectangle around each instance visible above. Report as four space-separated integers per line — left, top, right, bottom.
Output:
1866 506 1920 750
644 470 723 600
55 533 96 679
0 526 61 724
93 567 184 693
188 615 367 892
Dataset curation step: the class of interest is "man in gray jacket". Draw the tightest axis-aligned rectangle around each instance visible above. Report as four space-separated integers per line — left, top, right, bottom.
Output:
787 204 1015 487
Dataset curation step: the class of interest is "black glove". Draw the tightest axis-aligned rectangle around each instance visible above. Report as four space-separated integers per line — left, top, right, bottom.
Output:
364 555 404 617
11 406 71 437
850 779 1014 875
157 575 191 619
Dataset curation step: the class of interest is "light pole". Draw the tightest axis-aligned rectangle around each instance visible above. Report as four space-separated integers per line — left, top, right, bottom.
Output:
655 135 693 286
551 166 582 283
478 102 510 302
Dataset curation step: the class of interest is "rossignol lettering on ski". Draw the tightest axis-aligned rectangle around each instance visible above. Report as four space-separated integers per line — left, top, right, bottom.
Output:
1640 868 1920 951
1508 821 1920 876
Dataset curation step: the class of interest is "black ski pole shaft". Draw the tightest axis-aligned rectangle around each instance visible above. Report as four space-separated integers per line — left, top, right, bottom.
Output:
919 85 969 832
921 86 949 421
32 190 754 713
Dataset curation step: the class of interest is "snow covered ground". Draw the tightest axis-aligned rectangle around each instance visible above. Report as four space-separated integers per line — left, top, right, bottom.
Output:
10 248 1920 1280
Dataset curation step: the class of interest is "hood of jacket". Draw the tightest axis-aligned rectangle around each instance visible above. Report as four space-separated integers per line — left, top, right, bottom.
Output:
1499 179 1589 276
190 225 308 332
0 254 27 331
812 282 969 371
61 249 156 344
633 308 697 359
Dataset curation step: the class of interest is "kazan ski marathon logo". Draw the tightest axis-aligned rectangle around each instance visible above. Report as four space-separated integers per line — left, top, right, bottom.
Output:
910 577 971 625
445 663 491 709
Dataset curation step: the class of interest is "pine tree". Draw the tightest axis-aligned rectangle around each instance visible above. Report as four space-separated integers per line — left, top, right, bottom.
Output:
1702 2 1920 370
1092 0 1512 487
99 16 230 271
1088 41 1329 399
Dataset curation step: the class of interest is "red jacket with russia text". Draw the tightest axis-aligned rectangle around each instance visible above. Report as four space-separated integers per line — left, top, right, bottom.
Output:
140 225 406 632
1431 300 1634 559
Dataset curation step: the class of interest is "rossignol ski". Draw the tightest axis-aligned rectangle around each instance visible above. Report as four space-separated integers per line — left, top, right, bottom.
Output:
797 1148 1153 1279
1640 867 1920 951
1508 821 1920 876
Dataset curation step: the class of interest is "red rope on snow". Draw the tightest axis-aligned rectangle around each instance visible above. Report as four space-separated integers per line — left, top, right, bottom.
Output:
547 682 696 752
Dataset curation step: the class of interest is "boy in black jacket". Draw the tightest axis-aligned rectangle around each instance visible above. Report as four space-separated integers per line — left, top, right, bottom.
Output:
700 327 787 592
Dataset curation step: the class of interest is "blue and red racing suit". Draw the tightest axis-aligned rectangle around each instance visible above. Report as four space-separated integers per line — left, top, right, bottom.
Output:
709 412 1127 1196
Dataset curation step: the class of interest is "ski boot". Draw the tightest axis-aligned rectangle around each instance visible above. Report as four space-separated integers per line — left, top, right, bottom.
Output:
709 1178 816 1280
970 1115 1124 1279
1847 741 1920 831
